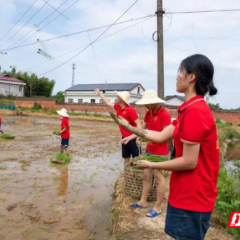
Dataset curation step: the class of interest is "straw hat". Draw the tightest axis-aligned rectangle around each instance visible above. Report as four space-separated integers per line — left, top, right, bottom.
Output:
136 90 165 105
57 108 69 117
114 91 130 105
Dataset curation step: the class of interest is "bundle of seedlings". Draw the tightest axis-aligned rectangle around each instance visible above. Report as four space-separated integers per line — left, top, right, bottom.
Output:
50 152 71 164
53 129 61 135
130 155 168 167
1 134 15 140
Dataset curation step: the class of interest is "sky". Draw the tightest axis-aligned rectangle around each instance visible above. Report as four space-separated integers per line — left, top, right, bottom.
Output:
0 0 239 109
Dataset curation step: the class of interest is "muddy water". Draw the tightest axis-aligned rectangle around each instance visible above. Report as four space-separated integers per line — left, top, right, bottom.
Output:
226 140 240 160
0 115 122 240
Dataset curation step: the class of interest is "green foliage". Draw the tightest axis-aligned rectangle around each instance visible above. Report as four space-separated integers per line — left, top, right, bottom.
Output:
216 168 240 238
133 155 168 162
53 91 65 103
50 153 71 164
0 99 14 105
215 119 233 128
1 134 15 139
209 102 222 110
222 129 240 139
32 102 42 110
3 67 55 97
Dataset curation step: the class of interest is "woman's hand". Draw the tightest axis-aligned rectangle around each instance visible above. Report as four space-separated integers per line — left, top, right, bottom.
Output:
134 160 151 169
94 88 101 95
119 136 131 145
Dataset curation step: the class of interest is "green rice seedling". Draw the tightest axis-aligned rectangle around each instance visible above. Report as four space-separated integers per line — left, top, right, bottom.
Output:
1 134 15 139
53 129 61 135
50 153 71 164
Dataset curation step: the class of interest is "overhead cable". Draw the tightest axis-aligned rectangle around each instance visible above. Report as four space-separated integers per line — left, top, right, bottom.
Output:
38 0 140 76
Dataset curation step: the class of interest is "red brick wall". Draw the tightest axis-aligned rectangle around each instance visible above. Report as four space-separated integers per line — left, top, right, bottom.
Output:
15 99 56 109
14 99 240 124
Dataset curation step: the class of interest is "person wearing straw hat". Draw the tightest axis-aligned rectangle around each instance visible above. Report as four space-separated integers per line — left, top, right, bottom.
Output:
120 90 171 218
94 88 141 165
57 108 70 156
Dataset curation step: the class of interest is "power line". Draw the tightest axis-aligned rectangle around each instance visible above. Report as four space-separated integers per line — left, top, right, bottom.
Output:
38 0 140 76
0 0 47 49
166 9 240 14
42 0 101 82
17 0 80 48
5 0 71 51
0 0 38 46
25 16 154 71
0 15 155 52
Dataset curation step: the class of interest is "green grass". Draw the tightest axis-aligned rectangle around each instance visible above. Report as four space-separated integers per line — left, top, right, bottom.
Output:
50 152 71 164
1 133 15 139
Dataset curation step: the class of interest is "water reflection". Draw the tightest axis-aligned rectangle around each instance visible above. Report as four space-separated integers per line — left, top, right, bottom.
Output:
52 164 69 201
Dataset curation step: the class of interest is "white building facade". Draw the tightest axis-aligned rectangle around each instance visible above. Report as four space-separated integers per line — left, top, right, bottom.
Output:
0 74 26 97
65 83 145 104
165 95 185 106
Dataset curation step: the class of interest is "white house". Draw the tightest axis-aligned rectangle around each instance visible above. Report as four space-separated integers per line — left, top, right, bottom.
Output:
0 74 26 97
65 83 145 104
165 95 185 106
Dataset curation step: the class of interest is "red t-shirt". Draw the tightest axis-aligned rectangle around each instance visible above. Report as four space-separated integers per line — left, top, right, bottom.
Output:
61 117 70 139
144 106 171 155
114 104 138 137
169 95 219 212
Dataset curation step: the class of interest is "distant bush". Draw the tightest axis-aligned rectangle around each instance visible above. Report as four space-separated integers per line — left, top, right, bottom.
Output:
32 102 42 110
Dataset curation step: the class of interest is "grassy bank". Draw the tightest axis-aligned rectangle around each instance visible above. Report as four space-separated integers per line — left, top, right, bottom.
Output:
215 124 240 239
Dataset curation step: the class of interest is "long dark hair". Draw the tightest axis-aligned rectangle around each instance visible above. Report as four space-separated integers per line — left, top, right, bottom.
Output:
180 54 217 96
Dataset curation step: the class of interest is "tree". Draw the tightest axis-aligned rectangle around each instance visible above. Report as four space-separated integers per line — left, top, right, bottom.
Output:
3 67 55 97
208 103 222 110
54 91 65 103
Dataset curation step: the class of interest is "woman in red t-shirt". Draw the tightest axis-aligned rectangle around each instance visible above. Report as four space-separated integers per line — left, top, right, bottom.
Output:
110 54 219 240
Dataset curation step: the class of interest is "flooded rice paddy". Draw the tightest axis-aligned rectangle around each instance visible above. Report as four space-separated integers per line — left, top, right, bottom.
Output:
0 115 122 240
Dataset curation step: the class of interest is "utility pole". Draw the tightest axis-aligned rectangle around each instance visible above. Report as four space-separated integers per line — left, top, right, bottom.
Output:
72 63 75 87
156 0 165 99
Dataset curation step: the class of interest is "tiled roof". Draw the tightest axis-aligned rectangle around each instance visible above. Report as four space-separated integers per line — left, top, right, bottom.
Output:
0 74 25 83
165 95 186 102
66 83 143 91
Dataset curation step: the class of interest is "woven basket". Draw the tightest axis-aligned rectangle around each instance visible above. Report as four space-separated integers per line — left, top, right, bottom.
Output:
124 162 157 201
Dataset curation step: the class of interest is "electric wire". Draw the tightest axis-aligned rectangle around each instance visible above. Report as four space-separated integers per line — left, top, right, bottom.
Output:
166 9 240 14
42 0 101 82
0 14 155 52
38 0 140 76
18 0 80 47
5 0 71 51
0 0 38 46
25 16 154 71
0 0 47 49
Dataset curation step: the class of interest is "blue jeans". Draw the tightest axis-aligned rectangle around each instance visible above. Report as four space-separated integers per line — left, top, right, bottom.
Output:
165 203 212 240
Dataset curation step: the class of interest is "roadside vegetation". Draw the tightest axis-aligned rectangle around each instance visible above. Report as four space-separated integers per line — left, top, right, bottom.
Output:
215 119 240 239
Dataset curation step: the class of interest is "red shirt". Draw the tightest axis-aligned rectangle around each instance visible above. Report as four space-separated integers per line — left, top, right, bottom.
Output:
144 106 171 155
169 95 219 212
114 104 138 137
61 117 70 139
